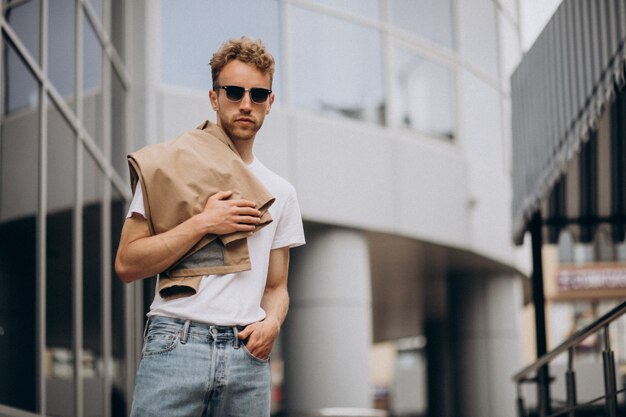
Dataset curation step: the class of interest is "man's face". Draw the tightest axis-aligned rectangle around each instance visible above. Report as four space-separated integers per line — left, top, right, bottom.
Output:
210 60 274 142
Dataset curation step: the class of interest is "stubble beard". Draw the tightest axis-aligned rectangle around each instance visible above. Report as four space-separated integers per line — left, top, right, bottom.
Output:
219 114 262 143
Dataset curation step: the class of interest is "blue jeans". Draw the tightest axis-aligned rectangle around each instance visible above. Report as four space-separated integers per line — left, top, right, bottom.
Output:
130 316 271 417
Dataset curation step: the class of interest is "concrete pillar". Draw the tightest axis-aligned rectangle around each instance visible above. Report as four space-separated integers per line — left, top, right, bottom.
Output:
283 226 373 414
449 273 523 417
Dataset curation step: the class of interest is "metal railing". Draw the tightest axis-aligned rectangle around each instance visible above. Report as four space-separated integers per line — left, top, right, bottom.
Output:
513 299 626 417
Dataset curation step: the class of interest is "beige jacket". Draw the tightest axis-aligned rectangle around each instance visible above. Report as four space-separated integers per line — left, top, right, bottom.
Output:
127 120 275 299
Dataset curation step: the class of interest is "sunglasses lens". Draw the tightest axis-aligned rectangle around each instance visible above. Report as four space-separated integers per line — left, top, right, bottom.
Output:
220 86 271 103
225 86 245 101
250 88 270 103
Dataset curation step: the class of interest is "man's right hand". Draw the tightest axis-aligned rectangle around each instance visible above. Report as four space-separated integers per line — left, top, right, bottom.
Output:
200 190 262 235
115 190 262 282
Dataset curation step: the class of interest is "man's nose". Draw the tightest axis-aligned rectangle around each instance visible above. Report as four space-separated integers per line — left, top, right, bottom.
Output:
239 91 253 110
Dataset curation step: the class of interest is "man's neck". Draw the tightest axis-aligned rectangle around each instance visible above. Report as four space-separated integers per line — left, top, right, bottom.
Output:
232 139 255 164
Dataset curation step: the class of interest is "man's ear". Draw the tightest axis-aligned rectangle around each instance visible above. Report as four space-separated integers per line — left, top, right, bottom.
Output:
266 93 275 114
209 89 219 111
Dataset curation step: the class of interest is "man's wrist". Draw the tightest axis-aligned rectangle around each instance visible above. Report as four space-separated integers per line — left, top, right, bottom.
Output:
264 316 281 333
192 211 215 235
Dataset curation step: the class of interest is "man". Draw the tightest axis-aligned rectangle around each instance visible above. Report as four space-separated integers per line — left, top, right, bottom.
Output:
115 37 305 417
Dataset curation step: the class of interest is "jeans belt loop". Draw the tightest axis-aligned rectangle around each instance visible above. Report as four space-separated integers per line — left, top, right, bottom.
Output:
180 319 191 344
233 326 240 349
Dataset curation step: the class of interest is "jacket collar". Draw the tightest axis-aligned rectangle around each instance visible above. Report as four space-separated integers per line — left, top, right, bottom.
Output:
196 119 240 157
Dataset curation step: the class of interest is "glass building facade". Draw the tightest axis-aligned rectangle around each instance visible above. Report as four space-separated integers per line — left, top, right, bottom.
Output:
0 1 521 416
160 0 457 139
0 0 134 415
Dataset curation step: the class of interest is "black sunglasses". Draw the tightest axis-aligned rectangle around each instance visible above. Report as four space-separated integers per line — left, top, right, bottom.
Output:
215 85 272 104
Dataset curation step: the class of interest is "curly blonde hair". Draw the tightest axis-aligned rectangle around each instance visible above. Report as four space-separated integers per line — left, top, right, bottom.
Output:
209 37 275 88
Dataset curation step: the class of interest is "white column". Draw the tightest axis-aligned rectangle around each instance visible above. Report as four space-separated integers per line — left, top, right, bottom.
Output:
283 226 373 414
450 273 523 417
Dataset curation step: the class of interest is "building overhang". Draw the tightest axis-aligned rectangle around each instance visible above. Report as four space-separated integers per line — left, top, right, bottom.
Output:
511 0 626 246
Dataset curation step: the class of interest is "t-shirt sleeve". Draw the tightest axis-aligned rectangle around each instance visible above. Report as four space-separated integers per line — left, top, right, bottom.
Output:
271 190 306 250
126 181 146 219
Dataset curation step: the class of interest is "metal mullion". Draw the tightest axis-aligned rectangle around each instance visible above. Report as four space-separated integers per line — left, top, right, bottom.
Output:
74 1 84 416
73 127 85 417
1 12 129 198
44 76 130 197
101 162 113 417
46 81 130 198
124 279 137 417
0 17 45 82
381 0 394 128
80 0 131 89
37 0 49 414
116 3 136 408
101 1 113 415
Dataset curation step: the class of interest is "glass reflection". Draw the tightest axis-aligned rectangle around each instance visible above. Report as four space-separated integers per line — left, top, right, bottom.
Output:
289 6 384 124
47 0 76 103
111 186 129 414
0 43 39 412
160 0 281 99
46 99 76 416
83 147 103 409
392 49 454 138
112 67 127 177
5 43 38 113
391 0 454 49
83 14 103 148
3 0 40 63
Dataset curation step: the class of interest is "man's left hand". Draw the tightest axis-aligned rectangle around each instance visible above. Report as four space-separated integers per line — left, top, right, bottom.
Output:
237 317 281 360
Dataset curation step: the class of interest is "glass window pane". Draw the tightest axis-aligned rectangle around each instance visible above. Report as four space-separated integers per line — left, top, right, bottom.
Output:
288 6 385 124
83 15 103 148
110 186 128 413
0 44 39 412
112 67 127 177
3 0 40 63
83 148 103 409
46 100 76 416
160 0 282 99
6 41 38 113
309 0 380 19
390 0 454 49
392 48 455 139
2 47 39 219
48 0 75 102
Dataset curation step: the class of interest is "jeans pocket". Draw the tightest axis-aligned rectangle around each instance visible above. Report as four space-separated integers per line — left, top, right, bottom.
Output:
241 342 270 364
142 331 180 357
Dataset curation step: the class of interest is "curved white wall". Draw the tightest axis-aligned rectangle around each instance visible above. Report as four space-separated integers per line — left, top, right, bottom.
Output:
156 88 516 267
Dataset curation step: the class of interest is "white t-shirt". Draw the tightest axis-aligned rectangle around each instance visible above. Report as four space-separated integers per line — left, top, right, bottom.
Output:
126 157 306 325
